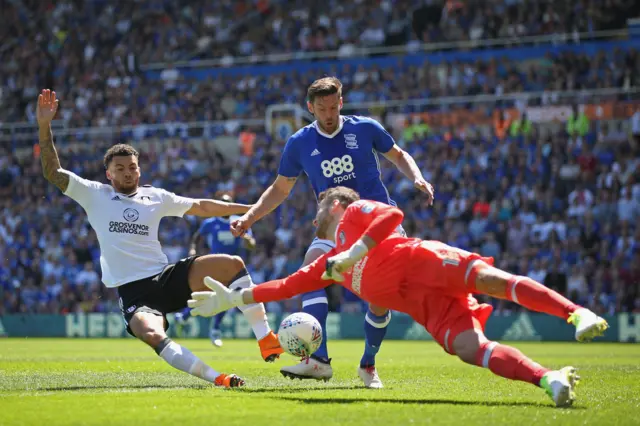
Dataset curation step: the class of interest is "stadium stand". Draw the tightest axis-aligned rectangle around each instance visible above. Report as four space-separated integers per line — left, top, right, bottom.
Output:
0 1 639 318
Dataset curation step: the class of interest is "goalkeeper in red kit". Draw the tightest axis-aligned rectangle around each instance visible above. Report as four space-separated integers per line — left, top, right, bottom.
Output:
189 186 608 407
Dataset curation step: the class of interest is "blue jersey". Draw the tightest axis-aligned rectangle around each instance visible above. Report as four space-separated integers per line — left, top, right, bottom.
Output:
278 115 397 206
198 215 252 256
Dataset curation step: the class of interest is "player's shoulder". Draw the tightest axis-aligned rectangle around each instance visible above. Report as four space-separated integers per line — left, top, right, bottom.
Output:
287 124 317 144
137 185 169 198
200 216 219 226
346 199 384 215
342 115 384 129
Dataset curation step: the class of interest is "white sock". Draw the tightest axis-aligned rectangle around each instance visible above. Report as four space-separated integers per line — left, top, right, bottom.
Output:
230 273 271 340
157 338 219 383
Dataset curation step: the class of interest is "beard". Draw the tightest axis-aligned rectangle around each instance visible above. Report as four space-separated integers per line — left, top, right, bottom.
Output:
315 216 331 240
112 178 138 194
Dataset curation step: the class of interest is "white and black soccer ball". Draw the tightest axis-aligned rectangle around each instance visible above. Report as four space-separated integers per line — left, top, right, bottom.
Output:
277 312 323 358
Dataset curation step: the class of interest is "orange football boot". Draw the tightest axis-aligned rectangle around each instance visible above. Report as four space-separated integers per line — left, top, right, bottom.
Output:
259 331 284 362
214 373 245 388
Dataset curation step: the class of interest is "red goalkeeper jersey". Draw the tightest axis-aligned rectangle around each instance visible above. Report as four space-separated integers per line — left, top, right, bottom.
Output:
252 200 427 316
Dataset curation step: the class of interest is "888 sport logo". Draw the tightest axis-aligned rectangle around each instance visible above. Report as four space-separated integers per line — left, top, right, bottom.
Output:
321 155 356 184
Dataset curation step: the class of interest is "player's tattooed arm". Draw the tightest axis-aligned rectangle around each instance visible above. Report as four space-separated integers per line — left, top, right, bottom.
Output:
39 123 69 193
244 175 297 222
37 89 69 193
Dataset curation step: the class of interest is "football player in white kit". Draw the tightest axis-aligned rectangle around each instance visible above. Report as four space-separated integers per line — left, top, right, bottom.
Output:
36 89 283 388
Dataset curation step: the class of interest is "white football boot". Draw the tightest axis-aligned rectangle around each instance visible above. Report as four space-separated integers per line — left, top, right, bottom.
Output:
567 308 609 342
210 328 223 348
280 357 333 381
540 367 580 407
358 366 384 389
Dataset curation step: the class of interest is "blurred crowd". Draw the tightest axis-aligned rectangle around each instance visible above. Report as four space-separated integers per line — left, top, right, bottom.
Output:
1 114 639 316
1 0 639 126
1 0 639 319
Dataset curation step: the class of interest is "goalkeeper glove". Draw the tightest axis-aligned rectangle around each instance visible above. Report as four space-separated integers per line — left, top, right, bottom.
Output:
321 239 369 282
187 276 245 317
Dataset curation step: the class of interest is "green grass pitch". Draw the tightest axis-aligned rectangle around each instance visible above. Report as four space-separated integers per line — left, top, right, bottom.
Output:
1 339 639 425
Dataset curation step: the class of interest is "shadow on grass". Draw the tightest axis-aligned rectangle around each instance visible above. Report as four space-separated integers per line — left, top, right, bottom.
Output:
34 384 209 392
273 396 586 410
238 385 363 394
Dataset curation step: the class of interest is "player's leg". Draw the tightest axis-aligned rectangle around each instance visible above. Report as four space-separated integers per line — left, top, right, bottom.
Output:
358 303 390 389
451 327 579 407
209 311 227 347
280 241 334 381
468 261 608 341
188 254 283 361
128 310 244 388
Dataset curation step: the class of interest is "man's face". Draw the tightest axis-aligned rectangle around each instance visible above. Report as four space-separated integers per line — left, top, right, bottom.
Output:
106 155 140 194
308 93 342 134
314 198 334 240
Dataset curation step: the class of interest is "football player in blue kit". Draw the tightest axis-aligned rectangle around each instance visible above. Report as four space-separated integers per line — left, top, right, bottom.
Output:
175 193 256 346
231 77 434 388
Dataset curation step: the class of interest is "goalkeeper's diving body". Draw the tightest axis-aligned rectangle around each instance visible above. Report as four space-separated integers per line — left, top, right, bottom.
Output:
190 186 609 406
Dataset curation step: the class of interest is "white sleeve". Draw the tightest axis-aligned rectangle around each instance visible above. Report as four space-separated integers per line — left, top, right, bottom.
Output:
159 189 194 217
62 170 105 208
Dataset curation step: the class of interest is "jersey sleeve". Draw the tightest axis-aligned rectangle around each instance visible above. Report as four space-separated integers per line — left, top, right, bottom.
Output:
277 136 302 178
252 250 335 303
369 119 396 154
159 189 195 218
61 170 106 209
345 200 404 244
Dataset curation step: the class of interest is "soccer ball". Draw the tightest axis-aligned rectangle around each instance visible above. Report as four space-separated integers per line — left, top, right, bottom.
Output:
277 312 323 358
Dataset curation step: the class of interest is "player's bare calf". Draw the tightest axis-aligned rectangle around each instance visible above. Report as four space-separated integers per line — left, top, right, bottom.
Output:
188 254 283 362
129 306 244 388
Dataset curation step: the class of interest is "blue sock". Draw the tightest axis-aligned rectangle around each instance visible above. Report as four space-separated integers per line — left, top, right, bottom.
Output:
360 309 391 368
212 310 227 330
179 307 191 320
302 289 329 361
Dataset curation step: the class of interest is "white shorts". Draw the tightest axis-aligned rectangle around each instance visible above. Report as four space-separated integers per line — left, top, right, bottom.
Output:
307 238 335 255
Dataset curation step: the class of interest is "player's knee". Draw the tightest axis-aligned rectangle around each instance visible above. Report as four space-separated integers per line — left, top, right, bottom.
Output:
368 304 388 316
452 329 486 365
228 255 246 274
140 330 167 349
473 265 515 298
130 315 167 349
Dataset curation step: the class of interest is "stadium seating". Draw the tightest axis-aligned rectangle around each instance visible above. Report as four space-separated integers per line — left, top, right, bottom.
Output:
0 1 639 317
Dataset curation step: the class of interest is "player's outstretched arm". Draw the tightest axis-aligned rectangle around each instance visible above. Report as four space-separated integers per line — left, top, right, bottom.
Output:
382 145 434 205
185 199 252 218
230 175 297 236
188 252 332 316
37 89 69 193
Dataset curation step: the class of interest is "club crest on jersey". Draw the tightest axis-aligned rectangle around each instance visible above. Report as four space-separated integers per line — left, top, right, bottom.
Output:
344 133 358 149
123 208 140 222
339 230 346 246
361 203 374 214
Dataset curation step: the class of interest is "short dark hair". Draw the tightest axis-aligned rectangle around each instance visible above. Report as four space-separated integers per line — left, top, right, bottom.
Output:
318 186 360 209
307 77 343 103
103 144 139 169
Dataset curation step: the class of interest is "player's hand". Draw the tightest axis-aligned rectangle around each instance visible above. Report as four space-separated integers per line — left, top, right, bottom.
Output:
414 178 435 206
231 215 252 237
36 89 59 127
321 251 358 283
187 277 243 317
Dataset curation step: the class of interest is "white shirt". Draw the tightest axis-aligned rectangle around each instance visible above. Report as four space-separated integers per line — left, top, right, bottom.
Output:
63 171 194 288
